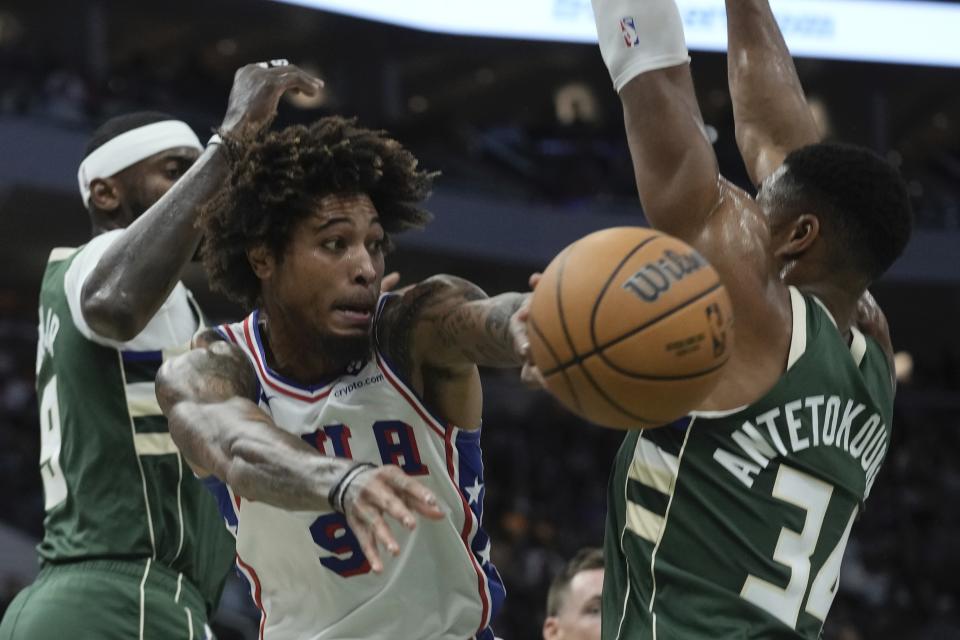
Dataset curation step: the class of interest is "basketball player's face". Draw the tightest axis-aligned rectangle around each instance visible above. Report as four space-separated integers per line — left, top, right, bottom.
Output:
118 147 200 221
543 568 603 640
272 193 386 347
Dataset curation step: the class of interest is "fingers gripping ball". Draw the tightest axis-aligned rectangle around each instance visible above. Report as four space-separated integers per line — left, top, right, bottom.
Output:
528 227 734 429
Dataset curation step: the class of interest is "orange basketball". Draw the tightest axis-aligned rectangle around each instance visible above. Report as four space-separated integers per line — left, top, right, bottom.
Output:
528 227 734 429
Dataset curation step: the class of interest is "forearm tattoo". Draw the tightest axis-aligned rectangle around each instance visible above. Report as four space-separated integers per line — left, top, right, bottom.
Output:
437 292 527 367
377 276 527 377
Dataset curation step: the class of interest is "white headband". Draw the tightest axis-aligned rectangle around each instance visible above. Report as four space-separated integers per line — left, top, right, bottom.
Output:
77 120 203 205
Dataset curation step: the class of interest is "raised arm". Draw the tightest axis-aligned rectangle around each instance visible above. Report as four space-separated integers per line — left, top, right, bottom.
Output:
591 0 721 243
620 67 722 242
82 63 323 341
725 0 822 186
156 330 443 571
593 0 793 396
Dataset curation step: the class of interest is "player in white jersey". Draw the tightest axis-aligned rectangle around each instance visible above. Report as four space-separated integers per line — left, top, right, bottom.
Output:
156 115 528 639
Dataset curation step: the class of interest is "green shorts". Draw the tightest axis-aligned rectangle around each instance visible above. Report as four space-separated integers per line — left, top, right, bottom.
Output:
0 559 211 640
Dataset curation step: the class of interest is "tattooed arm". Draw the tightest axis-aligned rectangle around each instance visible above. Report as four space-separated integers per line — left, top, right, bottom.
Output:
157 330 359 508
376 275 528 427
156 330 443 568
378 275 528 371
429 278 528 370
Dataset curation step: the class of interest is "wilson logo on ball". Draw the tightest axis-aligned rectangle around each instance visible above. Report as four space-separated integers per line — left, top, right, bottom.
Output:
621 249 707 302
528 227 734 429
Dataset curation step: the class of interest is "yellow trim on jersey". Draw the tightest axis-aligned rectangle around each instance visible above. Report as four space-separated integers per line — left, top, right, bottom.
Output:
49 247 78 262
126 381 163 418
134 433 179 456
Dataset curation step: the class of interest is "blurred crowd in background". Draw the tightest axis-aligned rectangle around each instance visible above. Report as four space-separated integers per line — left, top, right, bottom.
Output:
2 48 960 233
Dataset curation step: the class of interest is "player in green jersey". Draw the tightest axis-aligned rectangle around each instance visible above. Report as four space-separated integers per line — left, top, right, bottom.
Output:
0 61 327 639
577 0 913 638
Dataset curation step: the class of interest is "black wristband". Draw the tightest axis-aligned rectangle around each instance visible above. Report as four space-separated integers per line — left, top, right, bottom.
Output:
328 462 377 514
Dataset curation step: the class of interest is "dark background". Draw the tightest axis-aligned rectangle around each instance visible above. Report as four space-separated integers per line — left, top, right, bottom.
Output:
1 1 959 638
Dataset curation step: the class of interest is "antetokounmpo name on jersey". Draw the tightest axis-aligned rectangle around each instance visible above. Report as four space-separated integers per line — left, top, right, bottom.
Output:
712 395 888 497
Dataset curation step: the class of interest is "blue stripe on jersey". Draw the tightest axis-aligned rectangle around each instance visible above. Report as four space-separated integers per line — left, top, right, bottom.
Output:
215 322 266 406
455 428 506 624
201 475 238 534
121 350 163 362
475 627 496 640
374 292 396 320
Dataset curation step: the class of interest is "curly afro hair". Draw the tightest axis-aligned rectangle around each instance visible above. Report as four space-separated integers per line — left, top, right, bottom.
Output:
201 116 436 308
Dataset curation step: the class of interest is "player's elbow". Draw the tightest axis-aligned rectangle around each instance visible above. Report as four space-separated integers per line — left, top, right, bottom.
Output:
80 282 148 342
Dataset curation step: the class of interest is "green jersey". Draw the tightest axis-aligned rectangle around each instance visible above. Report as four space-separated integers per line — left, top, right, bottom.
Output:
35 233 234 613
603 287 894 640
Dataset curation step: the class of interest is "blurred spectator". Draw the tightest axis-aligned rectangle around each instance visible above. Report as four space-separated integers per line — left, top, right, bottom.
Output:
543 548 604 640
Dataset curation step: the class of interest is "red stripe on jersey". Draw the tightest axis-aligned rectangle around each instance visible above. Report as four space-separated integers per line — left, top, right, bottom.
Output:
445 427 491 634
242 316 332 403
375 352 445 439
222 323 239 345
236 554 267 640
376 350 491 630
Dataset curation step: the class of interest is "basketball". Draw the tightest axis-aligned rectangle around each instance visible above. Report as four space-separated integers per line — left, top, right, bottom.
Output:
528 227 735 429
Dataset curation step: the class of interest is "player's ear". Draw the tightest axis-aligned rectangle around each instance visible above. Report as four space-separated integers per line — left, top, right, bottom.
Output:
247 245 276 281
542 616 560 640
774 213 820 260
89 177 122 213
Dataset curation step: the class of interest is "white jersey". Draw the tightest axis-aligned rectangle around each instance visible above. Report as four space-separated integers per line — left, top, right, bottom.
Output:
62 228 200 352
206 298 504 640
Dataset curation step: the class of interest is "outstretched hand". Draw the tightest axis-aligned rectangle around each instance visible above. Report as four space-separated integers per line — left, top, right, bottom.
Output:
512 273 546 389
220 61 324 138
340 465 445 573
